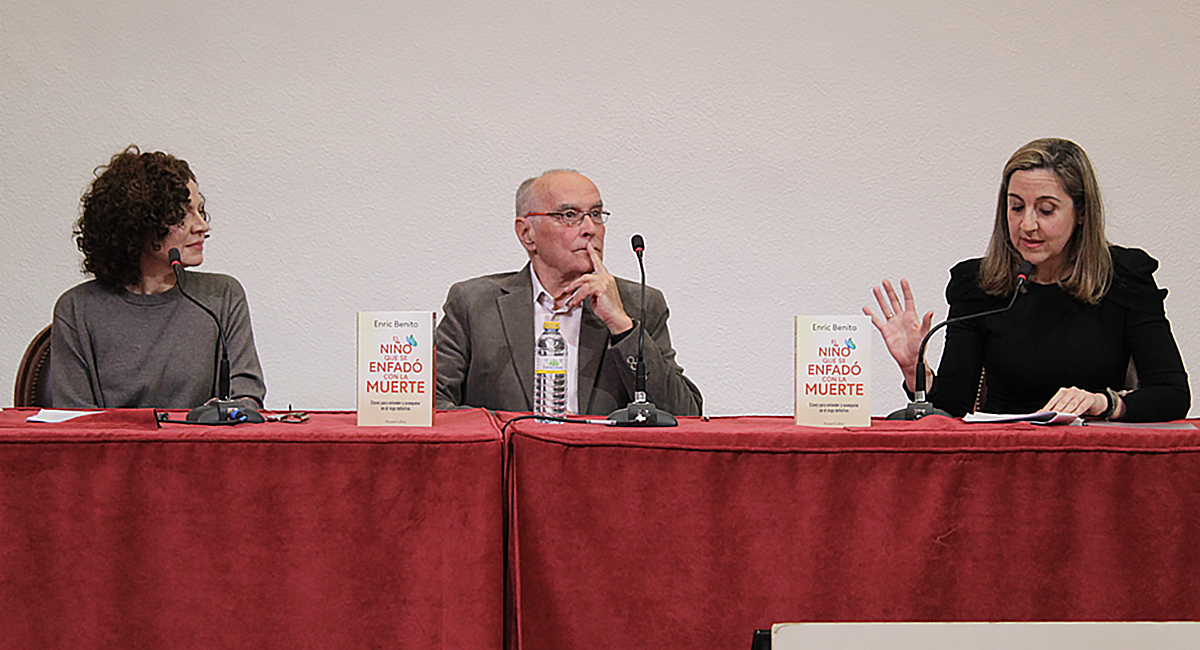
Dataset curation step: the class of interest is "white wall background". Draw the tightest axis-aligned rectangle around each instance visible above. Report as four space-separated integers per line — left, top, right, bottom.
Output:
3 0 1198 416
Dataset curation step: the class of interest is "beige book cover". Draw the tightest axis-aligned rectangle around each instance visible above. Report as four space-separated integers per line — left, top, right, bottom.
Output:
795 315 870 427
357 312 436 426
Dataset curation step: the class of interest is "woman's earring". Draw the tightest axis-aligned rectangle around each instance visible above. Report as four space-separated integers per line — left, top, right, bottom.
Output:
152 242 162 251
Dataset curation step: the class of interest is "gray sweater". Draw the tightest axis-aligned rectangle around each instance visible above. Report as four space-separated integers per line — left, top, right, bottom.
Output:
49 272 266 409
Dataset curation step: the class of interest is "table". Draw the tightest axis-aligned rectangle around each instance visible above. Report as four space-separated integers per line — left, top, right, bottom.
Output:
0 408 505 650
507 416 1200 650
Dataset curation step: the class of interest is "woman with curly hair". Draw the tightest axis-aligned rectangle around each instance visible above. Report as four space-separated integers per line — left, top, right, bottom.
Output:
865 138 1189 422
50 146 266 409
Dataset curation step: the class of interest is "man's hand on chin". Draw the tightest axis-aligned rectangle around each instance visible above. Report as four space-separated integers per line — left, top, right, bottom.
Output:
563 241 634 335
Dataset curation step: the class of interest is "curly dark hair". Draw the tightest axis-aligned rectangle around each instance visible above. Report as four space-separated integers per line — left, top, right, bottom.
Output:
74 145 200 288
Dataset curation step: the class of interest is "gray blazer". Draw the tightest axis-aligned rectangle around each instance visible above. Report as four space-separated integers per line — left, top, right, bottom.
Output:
436 263 702 416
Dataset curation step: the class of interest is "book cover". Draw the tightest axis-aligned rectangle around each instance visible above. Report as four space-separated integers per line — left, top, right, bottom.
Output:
357 312 436 426
795 315 871 427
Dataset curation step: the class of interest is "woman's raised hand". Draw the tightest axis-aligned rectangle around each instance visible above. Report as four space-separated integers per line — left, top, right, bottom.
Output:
863 278 935 391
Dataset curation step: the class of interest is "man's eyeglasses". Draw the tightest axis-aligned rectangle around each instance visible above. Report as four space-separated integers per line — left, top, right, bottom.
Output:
525 209 610 227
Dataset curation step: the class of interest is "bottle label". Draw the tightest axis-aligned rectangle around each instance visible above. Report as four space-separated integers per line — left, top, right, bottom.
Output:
536 356 566 373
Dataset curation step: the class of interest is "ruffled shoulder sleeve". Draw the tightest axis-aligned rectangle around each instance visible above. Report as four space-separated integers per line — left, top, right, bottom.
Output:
945 258 998 313
1107 245 1168 315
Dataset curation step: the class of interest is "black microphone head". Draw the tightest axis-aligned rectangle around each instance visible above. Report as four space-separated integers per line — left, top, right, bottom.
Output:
1016 259 1033 280
169 248 182 266
631 234 645 254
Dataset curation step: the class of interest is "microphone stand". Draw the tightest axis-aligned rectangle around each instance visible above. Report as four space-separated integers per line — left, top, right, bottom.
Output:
607 234 678 427
887 261 1032 420
170 249 264 424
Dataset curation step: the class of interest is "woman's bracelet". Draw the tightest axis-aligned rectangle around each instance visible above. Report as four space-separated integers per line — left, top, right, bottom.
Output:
1099 387 1121 420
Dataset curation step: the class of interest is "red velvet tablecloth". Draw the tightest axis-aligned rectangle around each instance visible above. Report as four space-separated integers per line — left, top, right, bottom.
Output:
0 408 504 650
507 416 1200 650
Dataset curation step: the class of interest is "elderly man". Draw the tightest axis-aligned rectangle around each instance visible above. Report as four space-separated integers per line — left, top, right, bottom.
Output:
436 169 703 416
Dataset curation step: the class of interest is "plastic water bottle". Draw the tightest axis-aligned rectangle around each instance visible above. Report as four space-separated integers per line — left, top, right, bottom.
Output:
535 321 568 422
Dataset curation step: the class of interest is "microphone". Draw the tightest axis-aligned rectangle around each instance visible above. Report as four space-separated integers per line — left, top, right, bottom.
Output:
888 259 1033 420
169 248 263 424
631 235 647 396
606 234 678 427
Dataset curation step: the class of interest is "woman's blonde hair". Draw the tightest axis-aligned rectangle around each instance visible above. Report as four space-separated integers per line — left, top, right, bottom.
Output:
979 138 1111 303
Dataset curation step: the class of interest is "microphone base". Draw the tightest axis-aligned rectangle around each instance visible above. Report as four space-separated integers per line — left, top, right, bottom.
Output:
886 401 953 421
187 400 266 425
607 402 678 427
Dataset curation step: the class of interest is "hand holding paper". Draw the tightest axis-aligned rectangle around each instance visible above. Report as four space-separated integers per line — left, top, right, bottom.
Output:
963 411 1082 425
1042 386 1115 418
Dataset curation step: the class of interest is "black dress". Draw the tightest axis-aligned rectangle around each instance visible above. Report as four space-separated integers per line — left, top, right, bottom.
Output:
927 246 1190 421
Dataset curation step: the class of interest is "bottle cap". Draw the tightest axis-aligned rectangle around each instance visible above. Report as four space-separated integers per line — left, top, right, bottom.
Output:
542 321 560 330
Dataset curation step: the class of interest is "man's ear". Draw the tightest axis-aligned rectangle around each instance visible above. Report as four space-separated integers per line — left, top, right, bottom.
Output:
515 218 537 252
